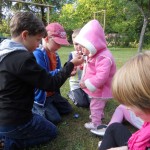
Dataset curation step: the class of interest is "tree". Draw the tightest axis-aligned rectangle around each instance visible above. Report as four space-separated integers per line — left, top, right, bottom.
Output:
1 0 150 49
133 0 150 52
57 0 131 43
58 0 108 30
0 0 12 36
48 0 75 10
1 0 75 25
8 0 53 25
127 0 150 52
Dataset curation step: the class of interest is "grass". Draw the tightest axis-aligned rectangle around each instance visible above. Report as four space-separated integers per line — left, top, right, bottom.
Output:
29 46 141 150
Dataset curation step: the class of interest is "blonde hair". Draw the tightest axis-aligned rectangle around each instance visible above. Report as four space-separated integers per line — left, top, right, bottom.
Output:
112 51 150 113
72 28 81 39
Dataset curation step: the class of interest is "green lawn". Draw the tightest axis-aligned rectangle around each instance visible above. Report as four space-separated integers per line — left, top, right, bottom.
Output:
30 47 142 150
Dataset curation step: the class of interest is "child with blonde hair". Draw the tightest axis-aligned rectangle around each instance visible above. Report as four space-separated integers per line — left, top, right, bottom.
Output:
75 20 116 130
99 51 150 150
68 29 90 107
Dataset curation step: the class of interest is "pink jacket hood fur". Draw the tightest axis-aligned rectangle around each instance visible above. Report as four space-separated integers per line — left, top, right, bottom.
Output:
75 20 116 98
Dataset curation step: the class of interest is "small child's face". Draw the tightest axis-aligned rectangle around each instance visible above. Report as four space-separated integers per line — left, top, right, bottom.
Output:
74 42 82 55
73 39 82 55
79 45 89 56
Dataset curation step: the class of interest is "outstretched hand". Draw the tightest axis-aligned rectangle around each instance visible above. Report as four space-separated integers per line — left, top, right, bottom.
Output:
70 54 84 66
80 81 86 89
70 66 77 76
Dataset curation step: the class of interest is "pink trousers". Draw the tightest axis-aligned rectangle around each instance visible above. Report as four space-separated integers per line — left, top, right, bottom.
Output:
90 98 107 126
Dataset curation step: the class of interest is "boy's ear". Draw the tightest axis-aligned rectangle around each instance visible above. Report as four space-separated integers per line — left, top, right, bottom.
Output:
44 36 49 42
22 30 29 40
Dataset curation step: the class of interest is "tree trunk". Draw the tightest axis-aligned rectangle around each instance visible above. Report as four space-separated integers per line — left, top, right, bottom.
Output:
40 6 47 26
0 6 2 24
138 17 148 53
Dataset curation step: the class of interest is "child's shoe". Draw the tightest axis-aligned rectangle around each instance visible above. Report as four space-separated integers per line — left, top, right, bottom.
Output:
67 91 73 100
98 141 102 148
84 122 98 130
90 124 107 136
89 115 92 120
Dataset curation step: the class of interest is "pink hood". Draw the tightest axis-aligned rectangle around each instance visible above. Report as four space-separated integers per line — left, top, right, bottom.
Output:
75 19 107 57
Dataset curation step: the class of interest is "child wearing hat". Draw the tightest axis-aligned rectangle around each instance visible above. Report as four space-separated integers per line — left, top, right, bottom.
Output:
32 23 73 124
75 20 116 130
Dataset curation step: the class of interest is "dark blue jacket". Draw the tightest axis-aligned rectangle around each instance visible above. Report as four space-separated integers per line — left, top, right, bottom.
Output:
33 48 62 106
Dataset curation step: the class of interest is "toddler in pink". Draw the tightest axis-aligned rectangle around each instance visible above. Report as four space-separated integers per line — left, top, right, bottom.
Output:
75 20 116 130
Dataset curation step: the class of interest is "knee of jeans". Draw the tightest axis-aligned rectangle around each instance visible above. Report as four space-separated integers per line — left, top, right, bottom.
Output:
49 115 62 124
75 100 89 108
65 106 73 113
53 118 62 124
4 137 20 150
48 126 58 140
45 110 61 124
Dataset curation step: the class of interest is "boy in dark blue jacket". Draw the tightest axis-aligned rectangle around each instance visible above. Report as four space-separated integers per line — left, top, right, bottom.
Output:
33 23 72 123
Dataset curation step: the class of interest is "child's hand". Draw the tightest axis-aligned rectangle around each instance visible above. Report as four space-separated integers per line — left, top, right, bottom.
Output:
74 53 83 58
70 70 77 76
70 67 77 76
79 64 83 70
71 55 84 66
80 81 86 89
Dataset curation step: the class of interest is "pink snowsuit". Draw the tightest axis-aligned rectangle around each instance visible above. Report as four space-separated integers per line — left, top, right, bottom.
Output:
75 20 116 126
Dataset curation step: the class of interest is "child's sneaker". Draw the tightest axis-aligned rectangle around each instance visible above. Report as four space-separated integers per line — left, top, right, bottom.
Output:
67 91 73 100
90 124 107 136
89 115 92 120
84 122 98 130
98 141 102 148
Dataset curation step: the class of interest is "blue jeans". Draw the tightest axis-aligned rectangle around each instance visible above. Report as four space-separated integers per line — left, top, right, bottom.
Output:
68 88 90 107
32 93 72 124
0 113 57 150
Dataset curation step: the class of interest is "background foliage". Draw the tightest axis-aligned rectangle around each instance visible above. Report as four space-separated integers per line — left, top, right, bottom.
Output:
0 1 149 149
0 0 150 49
